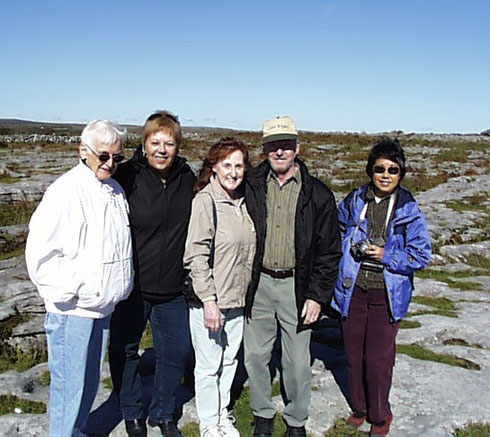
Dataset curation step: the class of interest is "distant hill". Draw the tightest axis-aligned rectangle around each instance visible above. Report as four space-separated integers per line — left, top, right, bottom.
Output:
0 118 242 137
0 118 141 136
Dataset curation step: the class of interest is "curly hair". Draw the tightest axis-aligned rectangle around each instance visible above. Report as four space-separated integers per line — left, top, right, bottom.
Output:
195 137 250 192
366 137 406 180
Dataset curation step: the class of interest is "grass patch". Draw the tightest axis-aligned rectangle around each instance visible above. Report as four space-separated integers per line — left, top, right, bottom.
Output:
411 296 459 316
454 422 490 436
141 323 153 350
445 192 489 212
0 200 38 226
324 418 365 437
397 344 480 370
232 386 287 437
0 235 26 260
400 319 422 329
0 177 22 184
416 269 485 291
443 338 487 350
466 254 490 271
181 421 200 436
102 377 114 390
402 173 451 193
417 269 479 280
0 394 46 415
38 370 50 386
411 296 456 311
0 314 48 372
408 309 458 318
446 280 483 291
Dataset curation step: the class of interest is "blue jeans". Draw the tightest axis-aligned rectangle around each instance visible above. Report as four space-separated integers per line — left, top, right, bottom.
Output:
109 293 191 422
44 312 110 437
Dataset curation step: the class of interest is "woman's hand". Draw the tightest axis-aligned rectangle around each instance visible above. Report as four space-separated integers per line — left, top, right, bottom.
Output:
366 244 384 261
203 301 223 332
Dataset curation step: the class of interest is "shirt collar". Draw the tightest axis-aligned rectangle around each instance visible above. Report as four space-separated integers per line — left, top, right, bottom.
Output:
267 163 301 185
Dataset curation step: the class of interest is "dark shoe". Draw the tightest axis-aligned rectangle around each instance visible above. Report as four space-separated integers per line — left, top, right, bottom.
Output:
283 424 306 437
148 418 183 437
252 415 274 437
346 411 366 428
370 412 393 437
124 419 147 437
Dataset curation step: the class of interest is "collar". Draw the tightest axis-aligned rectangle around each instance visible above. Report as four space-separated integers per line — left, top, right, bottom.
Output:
366 183 396 203
267 163 301 185
209 175 245 205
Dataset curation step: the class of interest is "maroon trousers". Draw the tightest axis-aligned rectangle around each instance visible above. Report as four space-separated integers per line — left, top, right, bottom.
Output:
341 286 400 424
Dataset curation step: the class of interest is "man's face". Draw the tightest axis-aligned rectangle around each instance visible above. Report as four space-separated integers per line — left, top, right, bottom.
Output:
80 140 123 181
144 129 178 177
264 139 298 176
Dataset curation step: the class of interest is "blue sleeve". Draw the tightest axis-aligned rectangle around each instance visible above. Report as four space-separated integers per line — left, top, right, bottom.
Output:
382 212 432 275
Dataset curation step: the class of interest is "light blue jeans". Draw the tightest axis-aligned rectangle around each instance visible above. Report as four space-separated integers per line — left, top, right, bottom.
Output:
44 312 110 437
190 306 244 428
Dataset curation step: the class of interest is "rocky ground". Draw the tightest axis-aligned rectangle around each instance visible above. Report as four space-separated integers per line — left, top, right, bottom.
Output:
0 134 489 436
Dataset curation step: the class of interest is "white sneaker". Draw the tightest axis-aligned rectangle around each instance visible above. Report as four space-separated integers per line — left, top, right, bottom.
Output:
201 425 223 437
219 414 240 437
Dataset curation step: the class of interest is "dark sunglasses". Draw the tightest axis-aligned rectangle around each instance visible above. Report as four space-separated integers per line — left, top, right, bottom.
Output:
373 165 400 175
85 143 125 163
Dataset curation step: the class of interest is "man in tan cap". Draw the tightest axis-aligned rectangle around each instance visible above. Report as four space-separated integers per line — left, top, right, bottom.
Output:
244 116 341 436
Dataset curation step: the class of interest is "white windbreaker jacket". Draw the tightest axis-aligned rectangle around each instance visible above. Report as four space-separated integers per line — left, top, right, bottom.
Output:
25 161 134 318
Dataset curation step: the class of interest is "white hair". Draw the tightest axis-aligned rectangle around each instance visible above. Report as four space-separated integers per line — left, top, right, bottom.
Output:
81 120 126 147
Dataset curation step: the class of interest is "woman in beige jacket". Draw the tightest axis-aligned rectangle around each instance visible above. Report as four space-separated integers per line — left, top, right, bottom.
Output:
184 137 256 437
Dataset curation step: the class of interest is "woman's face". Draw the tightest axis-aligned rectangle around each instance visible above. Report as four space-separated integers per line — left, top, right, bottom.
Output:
372 157 401 198
144 129 178 177
212 149 245 196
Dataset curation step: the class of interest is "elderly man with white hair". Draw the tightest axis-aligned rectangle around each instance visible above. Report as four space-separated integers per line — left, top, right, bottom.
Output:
25 120 134 437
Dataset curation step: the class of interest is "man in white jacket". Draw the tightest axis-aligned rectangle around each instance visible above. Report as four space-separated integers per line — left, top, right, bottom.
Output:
25 120 134 437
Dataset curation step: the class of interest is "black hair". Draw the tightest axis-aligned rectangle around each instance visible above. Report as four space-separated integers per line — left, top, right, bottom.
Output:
366 137 406 180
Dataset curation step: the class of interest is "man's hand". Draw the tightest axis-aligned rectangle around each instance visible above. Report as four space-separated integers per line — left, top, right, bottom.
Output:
301 299 321 325
203 300 223 332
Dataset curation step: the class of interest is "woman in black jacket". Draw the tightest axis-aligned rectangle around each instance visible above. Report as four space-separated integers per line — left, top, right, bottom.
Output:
109 111 196 437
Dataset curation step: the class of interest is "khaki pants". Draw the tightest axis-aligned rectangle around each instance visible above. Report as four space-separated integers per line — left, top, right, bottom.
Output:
244 273 311 427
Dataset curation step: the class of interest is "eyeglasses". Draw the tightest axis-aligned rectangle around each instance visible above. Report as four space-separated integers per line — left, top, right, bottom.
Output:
84 143 125 163
373 165 400 175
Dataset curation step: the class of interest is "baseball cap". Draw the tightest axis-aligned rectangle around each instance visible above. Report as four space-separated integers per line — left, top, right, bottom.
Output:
262 116 298 144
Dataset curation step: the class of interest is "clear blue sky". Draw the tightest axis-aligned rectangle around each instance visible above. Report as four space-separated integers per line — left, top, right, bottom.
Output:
1 0 489 133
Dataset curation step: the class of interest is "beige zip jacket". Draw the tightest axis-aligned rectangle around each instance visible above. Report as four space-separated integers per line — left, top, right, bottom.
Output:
184 176 256 309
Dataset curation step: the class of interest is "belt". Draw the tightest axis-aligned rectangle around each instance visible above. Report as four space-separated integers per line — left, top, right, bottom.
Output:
260 266 294 279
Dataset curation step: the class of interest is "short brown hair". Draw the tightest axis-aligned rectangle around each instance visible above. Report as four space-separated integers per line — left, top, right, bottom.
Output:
195 137 250 192
142 110 182 146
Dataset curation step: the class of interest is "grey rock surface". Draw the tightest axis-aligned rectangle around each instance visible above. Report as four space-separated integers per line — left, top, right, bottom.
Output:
0 137 489 436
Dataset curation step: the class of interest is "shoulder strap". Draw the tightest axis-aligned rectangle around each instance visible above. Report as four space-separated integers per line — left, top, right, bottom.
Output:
202 191 217 268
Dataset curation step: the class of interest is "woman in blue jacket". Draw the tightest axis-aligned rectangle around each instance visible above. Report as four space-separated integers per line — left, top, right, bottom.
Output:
331 138 431 437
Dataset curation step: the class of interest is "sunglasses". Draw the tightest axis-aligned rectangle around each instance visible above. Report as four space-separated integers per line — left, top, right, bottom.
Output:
85 143 125 163
373 165 400 175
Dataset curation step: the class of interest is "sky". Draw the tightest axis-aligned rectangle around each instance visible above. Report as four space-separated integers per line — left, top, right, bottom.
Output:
1 0 489 133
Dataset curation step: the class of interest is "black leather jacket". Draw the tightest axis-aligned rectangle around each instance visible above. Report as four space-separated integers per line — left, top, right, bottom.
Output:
244 158 342 328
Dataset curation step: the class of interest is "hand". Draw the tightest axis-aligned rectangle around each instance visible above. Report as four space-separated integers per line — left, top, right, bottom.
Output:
203 301 223 332
301 299 321 325
366 244 384 261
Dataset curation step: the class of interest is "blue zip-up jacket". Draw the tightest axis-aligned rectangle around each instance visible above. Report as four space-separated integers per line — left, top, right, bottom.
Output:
331 184 432 321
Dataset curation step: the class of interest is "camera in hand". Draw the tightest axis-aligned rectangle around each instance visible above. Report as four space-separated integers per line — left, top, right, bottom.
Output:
350 239 373 258
350 238 385 272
